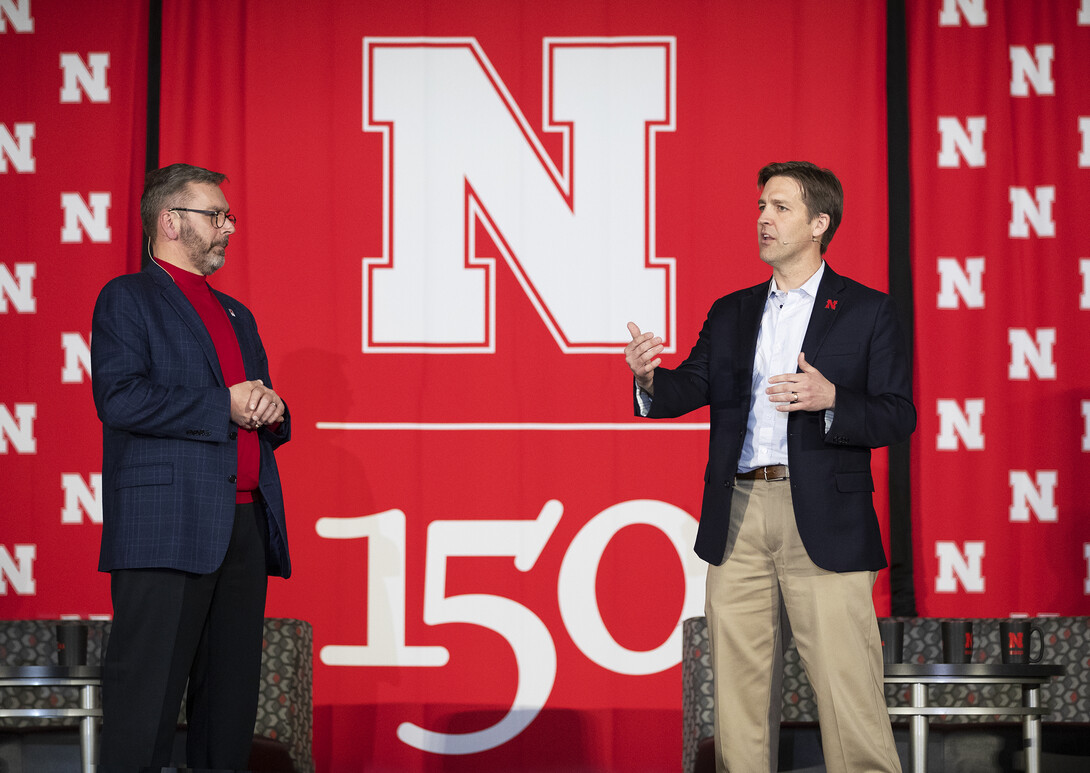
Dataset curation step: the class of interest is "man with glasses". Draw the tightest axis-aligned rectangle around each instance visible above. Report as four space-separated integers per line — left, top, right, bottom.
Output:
91 163 292 770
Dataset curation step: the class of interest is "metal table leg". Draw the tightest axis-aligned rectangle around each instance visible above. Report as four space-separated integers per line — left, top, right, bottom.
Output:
910 682 929 773
80 682 97 773
1023 684 1041 773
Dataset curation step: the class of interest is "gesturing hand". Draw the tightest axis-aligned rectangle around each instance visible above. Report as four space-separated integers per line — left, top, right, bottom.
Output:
624 321 662 394
767 352 836 412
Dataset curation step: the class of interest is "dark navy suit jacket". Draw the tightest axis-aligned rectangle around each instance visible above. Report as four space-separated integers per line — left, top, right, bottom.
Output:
91 263 291 578
639 264 915 572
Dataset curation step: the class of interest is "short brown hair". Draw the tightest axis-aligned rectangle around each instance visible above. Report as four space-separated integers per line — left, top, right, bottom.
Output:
140 163 228 241
757 161 843 255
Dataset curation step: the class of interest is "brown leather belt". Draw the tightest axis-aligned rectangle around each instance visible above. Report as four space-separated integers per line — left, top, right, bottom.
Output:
735 465 789 481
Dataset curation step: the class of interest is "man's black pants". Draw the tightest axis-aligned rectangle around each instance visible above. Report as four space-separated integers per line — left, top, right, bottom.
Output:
100 501 269 771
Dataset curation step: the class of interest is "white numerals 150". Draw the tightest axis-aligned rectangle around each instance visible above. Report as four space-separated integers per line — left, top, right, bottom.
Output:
315 498 704 755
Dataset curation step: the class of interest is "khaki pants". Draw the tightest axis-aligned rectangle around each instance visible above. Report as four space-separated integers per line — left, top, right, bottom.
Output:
705 478 901 773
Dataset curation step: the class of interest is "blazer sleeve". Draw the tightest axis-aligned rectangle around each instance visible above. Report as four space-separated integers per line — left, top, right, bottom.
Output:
252 335 292 447
825 293 915 449
641 299 722 419
91 277 233 442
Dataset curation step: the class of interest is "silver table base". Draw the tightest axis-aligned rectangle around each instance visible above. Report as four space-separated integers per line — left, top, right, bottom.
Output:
0 665 102 773
884 663 1065 773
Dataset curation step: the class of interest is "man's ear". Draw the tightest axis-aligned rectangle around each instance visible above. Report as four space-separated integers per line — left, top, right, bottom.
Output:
811 212 830 240
159 209 180 241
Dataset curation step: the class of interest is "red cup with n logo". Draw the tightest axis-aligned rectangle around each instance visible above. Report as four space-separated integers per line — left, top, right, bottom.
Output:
1000 619 1044 664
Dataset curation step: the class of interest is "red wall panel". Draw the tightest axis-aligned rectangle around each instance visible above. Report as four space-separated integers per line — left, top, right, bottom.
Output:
908 0 1090 617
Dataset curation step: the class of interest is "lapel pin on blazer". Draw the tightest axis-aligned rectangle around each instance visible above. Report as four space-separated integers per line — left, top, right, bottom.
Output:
825 299 837 310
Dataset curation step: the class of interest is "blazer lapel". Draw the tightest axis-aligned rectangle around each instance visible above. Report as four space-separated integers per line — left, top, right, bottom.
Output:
147 264 226 386
799 264 847 365
738 280 767 364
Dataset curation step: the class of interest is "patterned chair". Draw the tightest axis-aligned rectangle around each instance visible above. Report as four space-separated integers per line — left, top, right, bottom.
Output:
0 617 313 773
682 616 1090 773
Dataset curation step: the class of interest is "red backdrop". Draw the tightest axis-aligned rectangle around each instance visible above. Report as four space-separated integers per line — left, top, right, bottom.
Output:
0 0 147 616
156 2 889 769
907 0 1090 618
24 1 1090 771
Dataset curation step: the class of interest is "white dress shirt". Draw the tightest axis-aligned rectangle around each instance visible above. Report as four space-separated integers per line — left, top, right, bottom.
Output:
636 262 833 471
736 262 826 472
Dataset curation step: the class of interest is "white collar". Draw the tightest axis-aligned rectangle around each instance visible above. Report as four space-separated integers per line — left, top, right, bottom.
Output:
768 260 826 299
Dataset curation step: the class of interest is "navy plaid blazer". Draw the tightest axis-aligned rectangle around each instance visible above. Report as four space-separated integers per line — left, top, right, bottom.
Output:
91 263 291 577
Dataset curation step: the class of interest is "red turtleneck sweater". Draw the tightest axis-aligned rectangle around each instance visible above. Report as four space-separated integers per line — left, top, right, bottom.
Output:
155 258 259 503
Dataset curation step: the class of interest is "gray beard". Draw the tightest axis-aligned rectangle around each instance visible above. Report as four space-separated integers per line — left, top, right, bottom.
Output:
180 221 227 275
193 248 225 276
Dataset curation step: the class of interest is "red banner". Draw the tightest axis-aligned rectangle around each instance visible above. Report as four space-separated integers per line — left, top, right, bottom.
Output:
908 0 1090 616
0 1 147 614
155 2 889 769
3 1 891 770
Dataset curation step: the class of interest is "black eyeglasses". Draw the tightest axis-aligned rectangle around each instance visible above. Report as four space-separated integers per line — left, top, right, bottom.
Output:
169 208 237 228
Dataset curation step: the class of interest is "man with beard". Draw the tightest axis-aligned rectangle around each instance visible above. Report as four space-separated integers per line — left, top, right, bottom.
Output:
91 163 292 771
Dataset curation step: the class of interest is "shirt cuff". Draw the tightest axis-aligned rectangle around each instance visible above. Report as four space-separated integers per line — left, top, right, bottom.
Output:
635 383 652 417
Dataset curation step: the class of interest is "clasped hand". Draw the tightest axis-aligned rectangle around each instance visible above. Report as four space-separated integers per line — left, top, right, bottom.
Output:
229 379 285 430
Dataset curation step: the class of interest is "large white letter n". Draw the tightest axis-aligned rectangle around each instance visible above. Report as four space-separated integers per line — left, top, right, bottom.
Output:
363 37 676 353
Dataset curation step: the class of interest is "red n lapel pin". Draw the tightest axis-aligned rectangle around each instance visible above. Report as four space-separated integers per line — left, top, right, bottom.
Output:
825 299 837 310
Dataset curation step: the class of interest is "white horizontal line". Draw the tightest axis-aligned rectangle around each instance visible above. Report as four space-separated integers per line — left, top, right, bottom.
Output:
316 421 710 431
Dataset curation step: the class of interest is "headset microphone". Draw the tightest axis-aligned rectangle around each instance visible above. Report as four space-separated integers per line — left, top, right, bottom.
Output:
779 237 820 245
